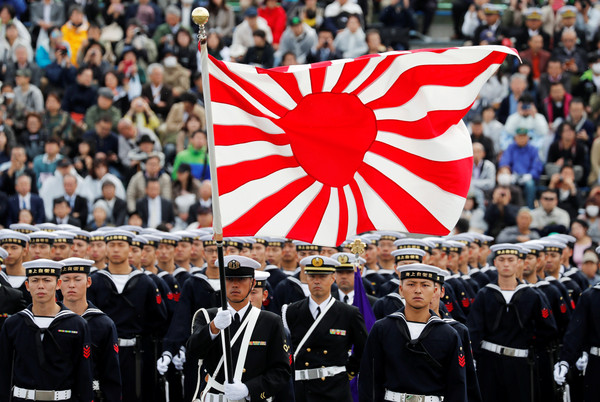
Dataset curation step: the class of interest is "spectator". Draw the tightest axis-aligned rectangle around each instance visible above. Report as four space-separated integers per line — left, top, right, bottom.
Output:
141 63 173 119
102 0 127 29
306 27 343 63
553 6 587 49
538 58 572 102
574 54 600 118
461 0 485 40
60 5 89 67
276 16 317 64
13 68 44 114
497 73 529 124
484 185 519 238
206 0 235 39
84 87 122 131
117 117 161 166
470 115 495 161
333 14 368 58
44 44 78 91
567 97 595 149
172 130 210 181
152 5 193 52
164 91 205 149
0 146 36 196
547 122 588 177
580 250 600 287
136 177 175 228
176 114 203 153
520 35 551 81
496 207 540 243
87 200 110 231
280 51 298 66
542 82 572 126
206 31 230 62
161 46 191 96
588 126 600 185
43 92 74 152
530 188 571 233
548 164 583 220
92 179 127 226
114 20 158 67
116 47 145 102
4 45 42 88
380 0 415 32
230 7 273 61
73 140 94 178
80 158 126 204
499 128 544 208
126 153 172 213
51 197 81 227
514 8 551 51
172 29 197 73
40 158 84 221
243 29 275 68
36 27 70 70
0 130 11 166
19 113 48 161
6 174 45 225
0 2 26 23
59 173 88 228
582 189 600 241
460 192 487 233
0 23 32 63
323 0 364 33
571 219 595 268
17 208 33 225
365 29 391 54
32 137 63 189
293 0 325 29
259 0 287 48
124 0 163 36
102 71 130 116
551 29 588 75
62 66 98 127
471 142 496 206
186 205 213 229
502 93 550 158
473 4 510 46
477 69 509 112
172 162 201 200
127 134 164 171
574 0 600 43
79 40 113 85
83 115 120 166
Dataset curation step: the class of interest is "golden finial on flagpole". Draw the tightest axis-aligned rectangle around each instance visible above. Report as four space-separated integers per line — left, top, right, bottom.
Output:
192 7 210 43
350 238 366 273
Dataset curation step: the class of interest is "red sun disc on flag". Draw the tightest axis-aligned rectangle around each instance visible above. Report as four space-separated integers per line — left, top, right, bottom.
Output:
209 46 518 245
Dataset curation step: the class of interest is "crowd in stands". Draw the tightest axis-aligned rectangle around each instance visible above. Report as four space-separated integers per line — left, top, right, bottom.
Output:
0 0 599 277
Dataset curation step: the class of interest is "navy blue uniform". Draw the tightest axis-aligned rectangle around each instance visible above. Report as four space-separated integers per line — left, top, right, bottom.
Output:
265 266 289 289
88 268 168 402
442 284 468 323
0 304 93 401
173 266 192 285
359 309 467 402
446 275 473 317
469 267 491 289
363 269 387 297
445 318 482 402
82 302 122 402
0 283 26 330
0 270 31 305
467 282 558 402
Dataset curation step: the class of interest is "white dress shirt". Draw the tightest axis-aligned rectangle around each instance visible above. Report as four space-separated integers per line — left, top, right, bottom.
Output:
308 295 332 319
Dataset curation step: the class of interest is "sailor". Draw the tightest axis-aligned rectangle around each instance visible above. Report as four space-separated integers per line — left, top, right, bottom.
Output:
0 246 26 330
360 235 387 296
71 229 91 258
359 263 467 402
52 230 75 261
331 252 377 305
28 230 57 260
88 231 107 272
187 255 292 401
60 257 121 401
0 259 93 401
0 231 31 304
283 255 368 401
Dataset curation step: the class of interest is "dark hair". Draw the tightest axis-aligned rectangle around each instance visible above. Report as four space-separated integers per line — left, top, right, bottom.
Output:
101 179 115 189
573 218 589 230
77 65 92 75
569 97 585 106
146 177 160 187
540 188 559 198
68 5 83 16
0 5 15 19
92 158 109 180
97 114 113 125
46 91 62 103
191 129 206 138
208 0 229 13
53 196 69 207
556 121 576 138
46 136 61 146
252 29 266 39
103 70 124 87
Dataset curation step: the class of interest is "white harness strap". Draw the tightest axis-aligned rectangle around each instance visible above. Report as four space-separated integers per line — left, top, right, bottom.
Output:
192 308 211 402
293 298 336 360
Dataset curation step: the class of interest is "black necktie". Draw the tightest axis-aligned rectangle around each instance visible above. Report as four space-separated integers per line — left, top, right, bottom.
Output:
231 312 241 334
343 295 349 304
315 306 321 319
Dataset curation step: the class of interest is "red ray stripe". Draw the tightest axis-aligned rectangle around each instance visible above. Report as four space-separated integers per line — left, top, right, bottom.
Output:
366 51 507 111
210 57 291 118
357 164 450 234
214 126 288 147
218 155 300 195
210 77 272 119
286 185 332 242
310 64 327 94
348 180 376 234
331 57 372 93
369 141 473 196
336 189 349 246
351 55 398 96
376 105 473 139
222 176 315 237
260 69 305 105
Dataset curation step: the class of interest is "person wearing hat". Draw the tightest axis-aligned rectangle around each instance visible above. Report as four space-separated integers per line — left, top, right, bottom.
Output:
59 257 122 402
515 8 551 51
28 230 57 260
0 246 26 330
52 230 75 261
0 258 94 401
443 240 475 316
84 86 122 132
332 252 377 307
128 235 146 271
551 232 590 293
554 259 600 401
553 6 586 52
189 230 206 269
543 237 583 307
265 237 285 267
472 4 509 45
252 237 269 269
118 117 163 171
360 235 387 296
71 229 90 258
360 263 467 402
276 16 317 64
243 29 275 69
581 249 600 287
186 255 292 401
263 238 291 289
88 231 107 271
377 231 405 273
0 231 31 304
282 255 367 401
87 230 168 402
467 244 558 402
173 231 195 279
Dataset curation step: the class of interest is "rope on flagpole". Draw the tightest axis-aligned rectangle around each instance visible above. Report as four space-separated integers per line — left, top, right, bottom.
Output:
192 7 233 385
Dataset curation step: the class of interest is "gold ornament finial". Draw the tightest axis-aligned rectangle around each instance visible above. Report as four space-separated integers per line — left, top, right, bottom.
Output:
350 239 366 256
192 7 209 26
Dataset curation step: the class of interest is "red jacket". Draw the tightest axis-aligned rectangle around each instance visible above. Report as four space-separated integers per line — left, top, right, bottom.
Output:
258 6 287 44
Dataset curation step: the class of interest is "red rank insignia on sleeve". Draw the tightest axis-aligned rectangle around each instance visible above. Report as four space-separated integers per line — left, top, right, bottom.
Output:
167 292 174 300
541 308 549 318
560 303 567 314
461 298 469 308
458 353 465 367
444 302 454 312
174 292 181 302
571 300 576 310
114 344 119 354
156 294 162 304
83 345 91 359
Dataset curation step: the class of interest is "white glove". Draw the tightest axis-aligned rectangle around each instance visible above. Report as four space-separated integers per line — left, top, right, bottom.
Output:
173 346 186 371
554 361 569 385
156 353 172 375
213 309 232 331
519 173 533 184
224 380 249 400
576 352 588 372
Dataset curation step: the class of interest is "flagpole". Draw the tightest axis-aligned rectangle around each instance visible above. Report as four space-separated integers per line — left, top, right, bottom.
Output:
192 7 233 384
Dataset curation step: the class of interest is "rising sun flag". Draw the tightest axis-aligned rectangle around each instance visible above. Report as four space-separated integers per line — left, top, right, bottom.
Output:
207 46 518 246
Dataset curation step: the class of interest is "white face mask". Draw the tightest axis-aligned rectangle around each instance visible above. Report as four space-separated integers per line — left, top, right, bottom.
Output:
586 205 599 217
163 56 177 68
497 173 512 186
592 63 600 75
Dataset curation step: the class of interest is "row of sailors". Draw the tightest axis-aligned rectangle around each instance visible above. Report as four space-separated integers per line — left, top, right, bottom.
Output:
0 224 596 401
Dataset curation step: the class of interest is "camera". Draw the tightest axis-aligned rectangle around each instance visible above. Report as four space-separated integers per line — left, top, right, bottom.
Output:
522 103 531 110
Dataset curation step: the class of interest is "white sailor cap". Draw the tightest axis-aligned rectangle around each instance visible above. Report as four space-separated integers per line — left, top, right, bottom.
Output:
53 230 75 244
0 231 30 247
118 225 144 235
60 257 94 275
72 229 91 242
0 247 7 262
89 231 106 242
131 235 148 248
29 230 58 244
377 231 406 242
35 223 59 232
490 243 524 257
142 234 161 248
396 263 446 284
104 230 134 244
57 224 80 232
254 270 271 287
23 259 63 277
392 248 426 263
558 5 577 18
9 223 37 234
394 238 433 253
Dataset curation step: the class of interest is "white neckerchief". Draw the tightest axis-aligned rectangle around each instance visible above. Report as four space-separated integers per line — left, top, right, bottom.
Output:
308 295 332 319
111 274 129 293
406 321 427 340
7 275 26 289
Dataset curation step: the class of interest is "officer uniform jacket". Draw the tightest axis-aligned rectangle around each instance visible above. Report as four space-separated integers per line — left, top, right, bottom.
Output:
0 303 93 401
283 297 367 400
82 302 122 402
0 283 26 329
187 305 292 401
359 308 467 402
